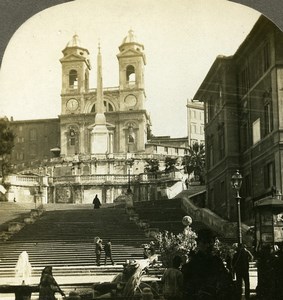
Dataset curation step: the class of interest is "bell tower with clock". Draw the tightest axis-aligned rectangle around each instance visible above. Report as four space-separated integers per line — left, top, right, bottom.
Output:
59 34 91 156
117 30 146 111
115 30 150 153
60 34 91 115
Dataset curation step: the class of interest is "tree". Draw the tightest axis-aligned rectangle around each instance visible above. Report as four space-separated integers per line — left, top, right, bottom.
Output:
164 157 178 173
144 158 159 173
155 216 197 267
0 118 15 185
182 142 205 184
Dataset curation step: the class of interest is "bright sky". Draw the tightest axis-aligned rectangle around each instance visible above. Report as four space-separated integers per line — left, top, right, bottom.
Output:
0 0 260 137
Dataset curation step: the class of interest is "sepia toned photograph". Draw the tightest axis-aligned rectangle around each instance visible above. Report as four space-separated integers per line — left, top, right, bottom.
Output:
1 0 283 299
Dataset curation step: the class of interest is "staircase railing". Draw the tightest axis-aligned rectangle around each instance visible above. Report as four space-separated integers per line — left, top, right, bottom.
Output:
180 191 252 244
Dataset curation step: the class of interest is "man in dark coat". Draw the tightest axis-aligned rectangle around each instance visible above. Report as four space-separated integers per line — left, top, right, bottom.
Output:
104 240 114 265
93 194 101 209
232 243 253 299
182 228 234 300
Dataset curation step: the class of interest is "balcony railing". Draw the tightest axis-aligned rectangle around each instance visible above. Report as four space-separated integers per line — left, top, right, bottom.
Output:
6 171 180 187
52 172 178 185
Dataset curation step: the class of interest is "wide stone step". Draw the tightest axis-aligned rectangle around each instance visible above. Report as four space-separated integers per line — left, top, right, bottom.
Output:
0 206 153 284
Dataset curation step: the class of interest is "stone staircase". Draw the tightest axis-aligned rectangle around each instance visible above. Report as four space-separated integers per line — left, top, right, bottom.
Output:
0 204 152 284
0 201 258 298
134 198 209 235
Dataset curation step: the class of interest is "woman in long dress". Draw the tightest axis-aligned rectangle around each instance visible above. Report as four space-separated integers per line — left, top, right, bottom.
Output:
39 266 65 300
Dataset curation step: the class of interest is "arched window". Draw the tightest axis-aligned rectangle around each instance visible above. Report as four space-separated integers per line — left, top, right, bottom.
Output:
91 100 114 112
69 70 78 88
104 101 114 112
128 125 135 143
69 128 77 146
126 65 136 82
91 104 96 113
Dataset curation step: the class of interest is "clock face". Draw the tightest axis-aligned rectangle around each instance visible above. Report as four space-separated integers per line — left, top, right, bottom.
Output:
124 95 137 107
66 99 79 111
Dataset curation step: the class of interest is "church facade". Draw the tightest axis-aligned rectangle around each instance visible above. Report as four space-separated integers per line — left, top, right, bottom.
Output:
8 31 188 204
59 31 149 157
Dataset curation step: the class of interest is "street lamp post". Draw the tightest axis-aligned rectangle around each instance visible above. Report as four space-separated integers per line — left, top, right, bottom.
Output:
231 170 243 245
126 158 134 194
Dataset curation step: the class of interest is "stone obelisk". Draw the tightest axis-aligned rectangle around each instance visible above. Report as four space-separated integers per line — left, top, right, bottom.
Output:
91 44 109 154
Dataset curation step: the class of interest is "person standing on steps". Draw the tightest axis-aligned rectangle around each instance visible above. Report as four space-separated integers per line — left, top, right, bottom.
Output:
232 243 253 300
95 238 103 266
104 239 115 265
93 194 101 209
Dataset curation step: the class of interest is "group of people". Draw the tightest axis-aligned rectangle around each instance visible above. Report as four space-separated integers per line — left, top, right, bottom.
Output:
95 237 115 266
161 228 254 300
35 238 114 299
15 228 255 300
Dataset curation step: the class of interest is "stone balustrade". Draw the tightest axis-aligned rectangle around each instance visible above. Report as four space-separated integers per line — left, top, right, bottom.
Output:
1 207 45 241
8 222 25 233
181 192 252 244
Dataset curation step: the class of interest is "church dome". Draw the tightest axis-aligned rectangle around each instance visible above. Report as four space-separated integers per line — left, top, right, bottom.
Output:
122 29 137 44
62 34 89 57
66 34 81 48
119 29 144 52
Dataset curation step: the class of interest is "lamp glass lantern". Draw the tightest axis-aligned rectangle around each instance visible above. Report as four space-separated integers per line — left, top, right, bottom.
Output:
231 170 243 198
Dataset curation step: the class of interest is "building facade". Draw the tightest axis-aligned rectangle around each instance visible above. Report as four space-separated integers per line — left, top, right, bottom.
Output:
186 99 205 146
194 15 283 223
7 31 187 204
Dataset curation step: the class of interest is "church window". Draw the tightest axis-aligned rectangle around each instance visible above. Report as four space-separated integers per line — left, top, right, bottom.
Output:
69 70 78 89
126 65 136 82
92 101 114 112
108 103 114 111
70 138 75 146
69 128 76 146
104 101 114 111
128 125 135 143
